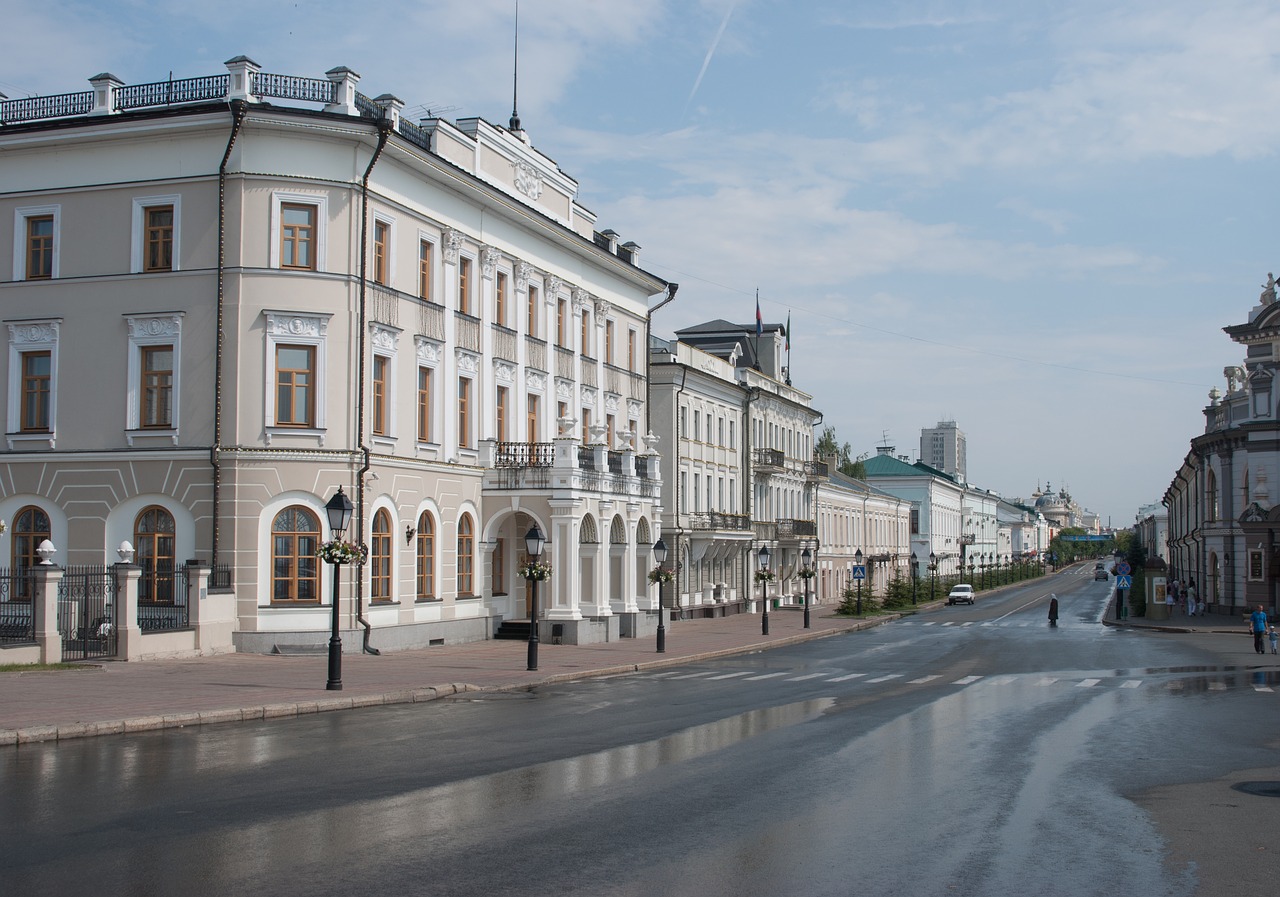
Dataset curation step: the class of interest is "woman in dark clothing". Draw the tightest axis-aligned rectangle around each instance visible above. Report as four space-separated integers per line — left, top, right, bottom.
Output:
1048 595 1059 627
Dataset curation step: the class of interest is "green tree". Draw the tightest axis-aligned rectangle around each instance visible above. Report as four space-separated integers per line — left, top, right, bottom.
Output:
815 426 866 479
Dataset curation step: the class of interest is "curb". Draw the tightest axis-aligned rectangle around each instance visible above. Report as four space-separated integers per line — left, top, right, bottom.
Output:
0 615 888 746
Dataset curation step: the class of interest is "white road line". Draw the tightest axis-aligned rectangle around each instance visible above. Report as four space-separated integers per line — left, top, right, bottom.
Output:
666 672 713 680
1255 686 1274 693
941 622 956 627
989 676 1017 686
868 674 903 683
786 673 828 682
962 622 975 627
1121 680 1142 688
1035 677 1058 686
920 622 937 627
953 675 983 685
1076 678 1101 688
744 672 789 681
828 672 868 682
1208 682 1228 691
908 675 940 684
707 671 752 680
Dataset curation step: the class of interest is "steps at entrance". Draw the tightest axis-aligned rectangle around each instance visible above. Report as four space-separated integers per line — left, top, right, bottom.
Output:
495 619 531 640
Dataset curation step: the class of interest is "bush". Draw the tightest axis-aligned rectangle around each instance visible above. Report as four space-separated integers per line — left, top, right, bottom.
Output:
882 574 913 609
837 583 879 616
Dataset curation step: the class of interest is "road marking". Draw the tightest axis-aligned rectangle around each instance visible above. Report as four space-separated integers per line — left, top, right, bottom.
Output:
744 672 789 681
1254 686 1274 693
1076 678 1101 688
868 674 903 683
909 675 940 684
666 671 713 680
953 675 983 685
962 622 975 627
1035 677 1058 686
1121 680 1142 688
989 676 1017 685
920 622 937 627
1208 682 1228 691
786 673 828 681
828 672 868 682
707 671 752 680
941 622 956 627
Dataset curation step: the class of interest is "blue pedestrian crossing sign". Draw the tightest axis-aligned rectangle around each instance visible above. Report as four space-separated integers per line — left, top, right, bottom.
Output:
1116 575 1132 590
851 565 867 580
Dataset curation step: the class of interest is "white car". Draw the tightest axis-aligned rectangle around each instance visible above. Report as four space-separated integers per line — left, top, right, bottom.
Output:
947 584 975 605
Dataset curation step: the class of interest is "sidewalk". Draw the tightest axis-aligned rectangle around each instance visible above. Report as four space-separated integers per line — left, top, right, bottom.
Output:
0 608 881 746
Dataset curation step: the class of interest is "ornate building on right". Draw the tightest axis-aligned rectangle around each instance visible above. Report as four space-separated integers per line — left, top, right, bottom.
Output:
1164 279 1280 613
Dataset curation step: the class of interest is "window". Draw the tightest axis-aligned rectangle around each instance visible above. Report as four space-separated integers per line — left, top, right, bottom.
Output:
582 407 591 445
527 285 539 334
581 309 591 357
496 272 508 326
416 512 436 600
144 206 174 272
418 240 434 301
605 319 614 365
370 509 392 601
496 386 509 441
628 328 637 371
417 366 433 442
458 377 472 448
271 506 320 603
606 413 615 446
140 345 174 428
729 420 735 449
457 513 475 596
557 298 567 347
372 355 389 436
132 195 181 273
280 203 317 270
135 506 176 604
527 393 540 444
693 410 700 443
275 345 315 427
458 257 472 314
11 505 51 595
20 351 51 432
492 537 507 596
910 509 920 535
14 206 59 280
372 220 390 285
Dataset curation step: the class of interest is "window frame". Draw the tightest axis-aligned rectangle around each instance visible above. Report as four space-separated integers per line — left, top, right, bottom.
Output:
13 205 60 281
457 513 476 597
458 375 474 449
263 312 330 440
370 508 393 602
125 313 183 441
458 256 473 315
495 271 508 327
131 195 182 273
416 511 436 601
6 319 60 447
418 237 435 302
269 192 328 271
372 217 392 286
270 505 322 604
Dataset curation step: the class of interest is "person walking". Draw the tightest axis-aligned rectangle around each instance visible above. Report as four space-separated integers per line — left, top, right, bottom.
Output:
1048 595 1059 627
1269 626 1278 655
1250 605 1269 655
1185 581 1198 616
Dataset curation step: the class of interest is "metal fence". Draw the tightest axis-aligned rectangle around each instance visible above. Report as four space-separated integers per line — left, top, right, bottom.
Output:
58 566 117 661
0 568 35 645
137 568 191 632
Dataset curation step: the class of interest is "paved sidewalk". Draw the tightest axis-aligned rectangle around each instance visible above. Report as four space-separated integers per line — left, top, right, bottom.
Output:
0 608 881 746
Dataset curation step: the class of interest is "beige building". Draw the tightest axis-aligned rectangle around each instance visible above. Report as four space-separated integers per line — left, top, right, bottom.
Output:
0 57 669 657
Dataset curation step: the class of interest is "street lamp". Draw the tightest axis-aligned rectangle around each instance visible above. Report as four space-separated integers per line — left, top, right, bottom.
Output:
525 524 545 671
324 485 354 691
759 544 772 635
854 548 864 615
967 559 975 587
910 550 919 605
929 551 937 601
653 537 668 653
801 545 813 629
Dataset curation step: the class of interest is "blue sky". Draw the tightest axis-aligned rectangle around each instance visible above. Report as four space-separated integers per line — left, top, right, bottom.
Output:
9 0 1278 525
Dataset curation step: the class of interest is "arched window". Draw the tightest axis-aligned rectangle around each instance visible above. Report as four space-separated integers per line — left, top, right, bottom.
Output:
134 506 176 604
271 506 320 603
11 505 50 600
457 513 475 596
416 511 435 600
370 508 392 601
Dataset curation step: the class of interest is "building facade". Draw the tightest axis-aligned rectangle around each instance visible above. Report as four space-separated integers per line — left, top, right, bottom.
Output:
920 420 967 483
861 447 965 578
0 57 669 656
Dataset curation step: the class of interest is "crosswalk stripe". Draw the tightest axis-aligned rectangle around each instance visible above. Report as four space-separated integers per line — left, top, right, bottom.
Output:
744 672 789 681
1035 677 1058 686
786 673 828 681
667 671 713 680
1120 680 1142 688
1254 686 1274 693
1077 678 1101 688
953 675 983 685
909 675 940 684
828 672 868 682
707 671 751 680
990 676 1017 685
868 674 903 683
941 622 956 627
920 622 937 627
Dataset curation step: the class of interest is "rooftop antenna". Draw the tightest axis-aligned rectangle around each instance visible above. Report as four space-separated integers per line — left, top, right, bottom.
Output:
509 0 522 133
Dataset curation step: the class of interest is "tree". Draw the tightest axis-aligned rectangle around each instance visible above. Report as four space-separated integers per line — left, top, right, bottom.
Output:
815 426 867 479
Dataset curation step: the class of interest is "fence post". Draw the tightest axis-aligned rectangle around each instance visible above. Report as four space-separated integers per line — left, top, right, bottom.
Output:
114 564 142 661
32 565 63 664
187 564 212 651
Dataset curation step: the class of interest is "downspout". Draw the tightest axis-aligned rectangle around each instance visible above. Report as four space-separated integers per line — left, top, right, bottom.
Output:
671 364 690 614
354 118 393 655
744 385 759 609
210 99 249 570
646 282 677 601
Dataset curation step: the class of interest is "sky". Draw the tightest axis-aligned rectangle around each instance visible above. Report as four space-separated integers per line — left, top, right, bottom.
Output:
7 0 1278 526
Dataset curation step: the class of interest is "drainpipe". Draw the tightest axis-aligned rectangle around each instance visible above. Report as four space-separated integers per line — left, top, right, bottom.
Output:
671 364 690 613
354 118 393 655
210 99 249 571
645 282 677 602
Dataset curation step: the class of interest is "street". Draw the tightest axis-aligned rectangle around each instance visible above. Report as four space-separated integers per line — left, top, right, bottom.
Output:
4 572 1279 897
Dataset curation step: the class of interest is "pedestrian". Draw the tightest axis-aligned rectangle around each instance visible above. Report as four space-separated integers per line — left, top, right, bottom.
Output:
1165 584 1176 617
1250 605 1269 655
1270 626 1278 655
1048 595 1059 627
1185 582 1198 616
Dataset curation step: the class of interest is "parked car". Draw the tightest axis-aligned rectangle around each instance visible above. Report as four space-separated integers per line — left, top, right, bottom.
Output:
1094 563 1108 581
947 583 975 605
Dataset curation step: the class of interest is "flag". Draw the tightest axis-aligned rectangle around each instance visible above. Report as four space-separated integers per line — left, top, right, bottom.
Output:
784 312 790 351
755 296 763 336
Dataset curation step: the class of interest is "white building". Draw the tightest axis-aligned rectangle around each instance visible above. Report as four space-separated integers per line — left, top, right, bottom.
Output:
814 468 913 601
920 420 967 483
0 57 669 657
861 447 965 578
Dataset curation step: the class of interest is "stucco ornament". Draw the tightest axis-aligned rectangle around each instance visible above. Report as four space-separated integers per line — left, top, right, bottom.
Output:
515 162 543 200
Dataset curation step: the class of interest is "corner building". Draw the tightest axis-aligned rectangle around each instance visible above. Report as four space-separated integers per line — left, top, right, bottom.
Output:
0 58 668 654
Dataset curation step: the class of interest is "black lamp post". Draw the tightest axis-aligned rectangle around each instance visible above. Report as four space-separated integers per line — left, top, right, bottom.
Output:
525 524 545 671
759 544 771 635
968 560 975 587
801 545 812 629
929 551 937 601
854 548 864 615
910 550 918 605
325 486 354 691
653 537 668 653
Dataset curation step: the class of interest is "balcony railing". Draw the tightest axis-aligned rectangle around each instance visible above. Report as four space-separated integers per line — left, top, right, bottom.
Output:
690 512 753 531
494 441 554 468
454 312 481 352
805 460 829 479
116 75 230 110
1 90 93 124
525 336 547 372
252 72 337 105
492 324 518 362
776 519 817 538
754 448 785 470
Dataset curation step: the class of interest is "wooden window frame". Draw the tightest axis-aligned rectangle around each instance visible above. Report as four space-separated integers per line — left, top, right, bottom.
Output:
271 506 321 604
418 239 434 301
458 257 472 315
279 203 318 271
140 344 174 429
496 271 508 327
496 385 509 442
457 514 475 597
20 350 51 432
527 285 539 334
370 509 393 601
372 355 389 436
526 393 539 444
275 344 316 428
458 377 472 449
25 215 54 281
143 205 175 273
372 219 390 285
416 512 435 600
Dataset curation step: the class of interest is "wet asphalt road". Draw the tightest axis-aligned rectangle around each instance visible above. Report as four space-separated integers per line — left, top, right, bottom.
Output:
4 572 1278 897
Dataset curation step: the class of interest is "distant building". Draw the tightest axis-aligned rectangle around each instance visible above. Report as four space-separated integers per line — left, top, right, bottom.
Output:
1134 502 1168 566
920 420 966 483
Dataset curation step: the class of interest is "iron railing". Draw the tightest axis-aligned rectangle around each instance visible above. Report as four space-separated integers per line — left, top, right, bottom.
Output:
210 564 233 591
1 90 93 124
115 75 230 110
494 441 554 468
690 512 753 531
58 565 117 661
354 91 382 119
754 448 785 468
251 72 336 105
398 117 432 151
0 568 35 644
137 568 191 632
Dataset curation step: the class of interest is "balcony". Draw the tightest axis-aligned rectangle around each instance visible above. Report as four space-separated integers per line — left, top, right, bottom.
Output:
776 519 817 539
753 448 785 473
690 512 753 532
481 439 659 499
805 460 829 481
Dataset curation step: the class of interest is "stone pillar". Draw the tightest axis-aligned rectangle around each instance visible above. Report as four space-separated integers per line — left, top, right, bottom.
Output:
88 73 123 116
324 66 361 116
224 56 262 102
546 502 582 621
186 564 213 651
373 93 404 129
114 564 142 661
31 566 62 664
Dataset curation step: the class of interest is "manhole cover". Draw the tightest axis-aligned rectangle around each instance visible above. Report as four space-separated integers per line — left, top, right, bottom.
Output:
1231 781 1280 798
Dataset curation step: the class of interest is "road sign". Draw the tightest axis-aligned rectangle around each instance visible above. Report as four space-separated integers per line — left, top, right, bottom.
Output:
1117 562 1131 576
1116 575 1132 589
851 565 867 580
